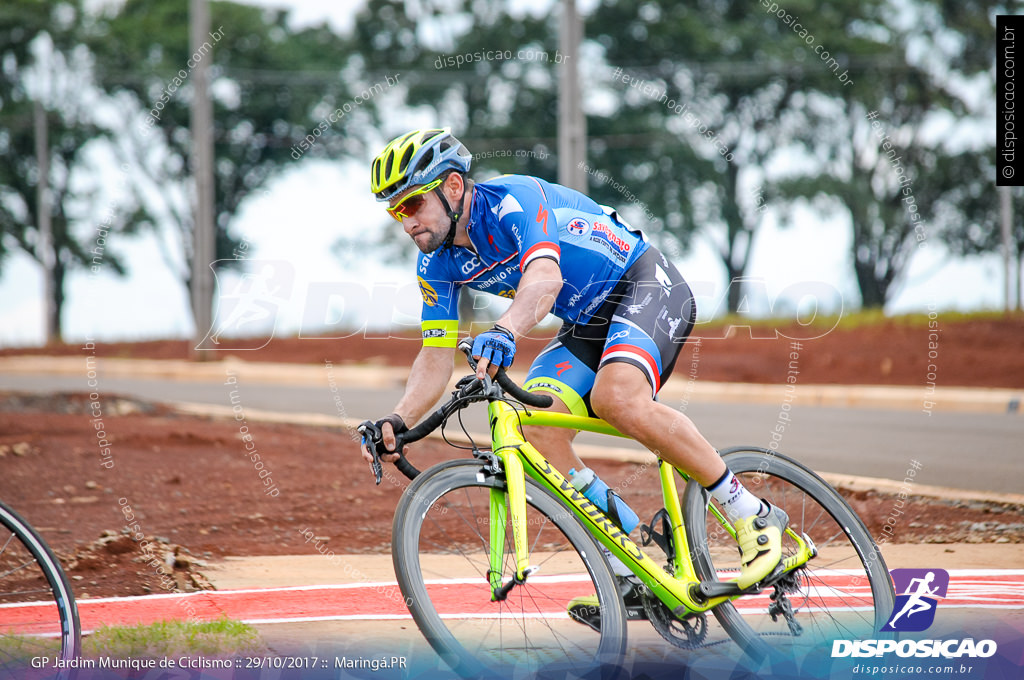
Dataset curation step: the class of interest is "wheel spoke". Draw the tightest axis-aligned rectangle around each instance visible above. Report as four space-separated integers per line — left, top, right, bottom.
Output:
0 502 80 662
393 464 624 676
686 450 894 661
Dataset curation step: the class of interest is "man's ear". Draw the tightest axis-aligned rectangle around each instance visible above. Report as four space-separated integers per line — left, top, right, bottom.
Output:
444 172 464 201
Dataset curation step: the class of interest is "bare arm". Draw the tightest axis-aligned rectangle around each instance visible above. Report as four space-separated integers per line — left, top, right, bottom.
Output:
475 257 563 378
363 345 454 462
393 345 455 425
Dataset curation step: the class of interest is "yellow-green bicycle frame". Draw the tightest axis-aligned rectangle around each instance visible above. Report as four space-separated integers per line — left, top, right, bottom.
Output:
485 398 817 618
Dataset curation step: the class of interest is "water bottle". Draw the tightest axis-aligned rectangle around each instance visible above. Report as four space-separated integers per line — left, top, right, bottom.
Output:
568 467 639 534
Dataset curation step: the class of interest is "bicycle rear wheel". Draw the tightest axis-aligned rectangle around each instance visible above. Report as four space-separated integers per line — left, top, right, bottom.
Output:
682 448 894 662
392 459 627 679
0 500 81 670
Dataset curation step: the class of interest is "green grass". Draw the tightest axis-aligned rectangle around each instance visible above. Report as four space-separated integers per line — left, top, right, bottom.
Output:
85 618 264 658
0 635 62 663
697 308 1020 332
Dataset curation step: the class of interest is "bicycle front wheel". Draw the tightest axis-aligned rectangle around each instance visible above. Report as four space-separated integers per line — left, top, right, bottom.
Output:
392 459 627 679
683 448 894 661
0 500 81 670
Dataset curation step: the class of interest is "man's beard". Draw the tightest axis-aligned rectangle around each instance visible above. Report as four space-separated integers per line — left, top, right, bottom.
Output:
415 226 448 253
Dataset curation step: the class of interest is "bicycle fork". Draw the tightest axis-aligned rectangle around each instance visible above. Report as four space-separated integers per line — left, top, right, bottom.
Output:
486 450 539 600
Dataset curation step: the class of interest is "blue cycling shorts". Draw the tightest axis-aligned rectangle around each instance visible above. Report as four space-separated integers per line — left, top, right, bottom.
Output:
524 247 696 416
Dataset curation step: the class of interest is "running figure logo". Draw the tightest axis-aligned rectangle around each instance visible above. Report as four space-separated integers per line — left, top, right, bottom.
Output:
881 568 949 632
198 260 295 350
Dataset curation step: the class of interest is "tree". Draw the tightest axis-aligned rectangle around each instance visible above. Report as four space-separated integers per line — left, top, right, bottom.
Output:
340 0 1002 317
772 0 1005 308
587 0 901 312
335 0 568 328
933 154 1023 306
0 0 145 341
86 0 356 323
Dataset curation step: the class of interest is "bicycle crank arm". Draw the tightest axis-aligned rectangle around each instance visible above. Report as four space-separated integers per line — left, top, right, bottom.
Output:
491 565 539 602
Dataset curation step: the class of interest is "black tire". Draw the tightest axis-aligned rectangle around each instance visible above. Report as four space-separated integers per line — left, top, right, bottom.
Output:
392 459 627 678
682 448 895 662
0 500 81 670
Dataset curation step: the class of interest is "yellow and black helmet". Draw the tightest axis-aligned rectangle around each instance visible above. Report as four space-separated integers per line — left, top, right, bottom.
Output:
370 128 472 201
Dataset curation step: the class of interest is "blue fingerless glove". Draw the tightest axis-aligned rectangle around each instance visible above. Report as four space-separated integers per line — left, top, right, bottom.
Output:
472 324 517 368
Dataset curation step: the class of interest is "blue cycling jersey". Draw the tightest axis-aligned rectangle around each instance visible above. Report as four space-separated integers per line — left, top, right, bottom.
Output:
418 174 648 347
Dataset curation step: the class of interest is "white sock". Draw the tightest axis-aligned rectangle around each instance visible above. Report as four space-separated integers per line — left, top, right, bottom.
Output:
706 469 766 523
601 546 634 578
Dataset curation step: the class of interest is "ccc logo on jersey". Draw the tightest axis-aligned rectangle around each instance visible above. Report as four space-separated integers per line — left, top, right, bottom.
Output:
418 277 438 307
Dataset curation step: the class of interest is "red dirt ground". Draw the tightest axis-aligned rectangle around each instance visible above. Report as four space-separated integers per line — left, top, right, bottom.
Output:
1 392 1020 602
1 315 1021 601
4 313 1023 387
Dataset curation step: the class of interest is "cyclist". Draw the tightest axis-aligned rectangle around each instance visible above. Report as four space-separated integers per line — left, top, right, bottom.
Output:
362 127 789 618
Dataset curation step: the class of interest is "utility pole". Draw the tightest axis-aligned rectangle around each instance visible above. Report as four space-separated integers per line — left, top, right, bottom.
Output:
34 100 58 344
1000 186 1014 312
191 0 215 357
558 0 586 191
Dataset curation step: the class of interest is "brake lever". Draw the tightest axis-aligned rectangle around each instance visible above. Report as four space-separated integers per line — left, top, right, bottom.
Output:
357 421 384 485
455 337 508 402
480 373 502 399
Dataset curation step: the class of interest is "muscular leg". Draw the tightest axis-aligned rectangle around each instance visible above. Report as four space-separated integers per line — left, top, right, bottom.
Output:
590 362 725 487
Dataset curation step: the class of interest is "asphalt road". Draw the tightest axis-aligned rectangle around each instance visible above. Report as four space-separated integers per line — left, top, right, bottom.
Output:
3 373 1021 495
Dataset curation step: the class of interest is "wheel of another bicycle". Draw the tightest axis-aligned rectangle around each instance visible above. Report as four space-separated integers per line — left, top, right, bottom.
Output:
0 500 81 672
682 448 895 663
392 459 627 679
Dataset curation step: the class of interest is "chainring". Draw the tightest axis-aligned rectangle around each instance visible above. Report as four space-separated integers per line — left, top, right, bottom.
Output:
640 587 709 649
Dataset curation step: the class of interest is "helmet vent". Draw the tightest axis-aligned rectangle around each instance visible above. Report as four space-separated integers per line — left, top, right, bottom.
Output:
399 145 415 173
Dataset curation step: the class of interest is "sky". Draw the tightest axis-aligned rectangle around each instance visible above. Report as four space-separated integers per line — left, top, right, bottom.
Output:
0 0 1009 347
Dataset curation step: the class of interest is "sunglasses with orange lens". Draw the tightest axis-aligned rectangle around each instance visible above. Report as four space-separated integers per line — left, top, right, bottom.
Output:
387 179 443 221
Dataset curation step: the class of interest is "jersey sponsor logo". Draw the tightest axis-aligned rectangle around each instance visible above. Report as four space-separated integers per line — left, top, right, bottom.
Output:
475 266 513 289
460 255 483 275
422 328 447 339
667 316 683 339
418 277 439 307
555 361 573 376
529 381 563 394
493 193 524 221
626 292 653 315
536 203 550 234
566 217 591 237
589 222 631 259
583 286 612 315
654 263 672 296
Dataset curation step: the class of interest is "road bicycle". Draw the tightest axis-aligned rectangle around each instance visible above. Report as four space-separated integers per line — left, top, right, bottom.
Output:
0 499 81 672
361 340 895 678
